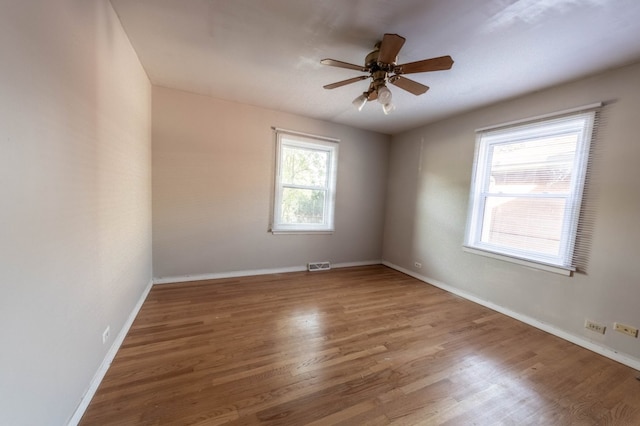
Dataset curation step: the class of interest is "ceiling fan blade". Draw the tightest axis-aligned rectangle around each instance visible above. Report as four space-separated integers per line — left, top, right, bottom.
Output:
389 75 430 95
320 58 368 72
323 75 368 90
377 33 406 64
395 55 454 74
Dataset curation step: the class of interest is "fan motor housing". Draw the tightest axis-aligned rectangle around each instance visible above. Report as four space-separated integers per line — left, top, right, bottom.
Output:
365 47 397 70
365 49 378 68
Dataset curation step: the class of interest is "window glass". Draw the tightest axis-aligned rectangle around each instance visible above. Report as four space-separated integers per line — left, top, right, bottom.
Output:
281 146 328 187
464 111 596 271
272 132 338 233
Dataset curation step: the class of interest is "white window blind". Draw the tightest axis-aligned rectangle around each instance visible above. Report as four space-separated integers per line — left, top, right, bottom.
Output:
464 106 599 273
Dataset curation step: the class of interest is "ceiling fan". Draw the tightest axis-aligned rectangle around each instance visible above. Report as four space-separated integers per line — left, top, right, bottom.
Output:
321 33 454 114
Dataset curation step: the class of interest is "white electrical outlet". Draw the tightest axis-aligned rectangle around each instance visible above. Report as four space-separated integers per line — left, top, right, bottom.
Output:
102 326 110 344
414 262 422 269
614 322 638 338
584 319 606 334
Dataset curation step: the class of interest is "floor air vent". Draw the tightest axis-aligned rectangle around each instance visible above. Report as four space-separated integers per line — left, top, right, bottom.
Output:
307 262 331 272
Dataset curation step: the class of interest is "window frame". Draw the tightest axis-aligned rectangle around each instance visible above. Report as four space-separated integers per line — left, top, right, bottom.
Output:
272 131 338 234
464 109 597 274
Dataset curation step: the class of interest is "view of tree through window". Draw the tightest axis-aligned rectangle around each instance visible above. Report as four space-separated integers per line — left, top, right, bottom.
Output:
280 146 328 224
272 131 338 232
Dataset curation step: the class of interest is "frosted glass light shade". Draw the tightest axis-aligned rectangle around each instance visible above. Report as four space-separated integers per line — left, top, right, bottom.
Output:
382 102 395 115
377 86 392 104
352 94 367 111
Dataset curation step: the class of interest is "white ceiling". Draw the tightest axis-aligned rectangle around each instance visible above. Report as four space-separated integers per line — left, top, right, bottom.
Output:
110 0 640 135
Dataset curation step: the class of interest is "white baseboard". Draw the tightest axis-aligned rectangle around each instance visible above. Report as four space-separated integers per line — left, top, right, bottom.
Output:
382 261 640 372
67 279 154 426
153 260 383 285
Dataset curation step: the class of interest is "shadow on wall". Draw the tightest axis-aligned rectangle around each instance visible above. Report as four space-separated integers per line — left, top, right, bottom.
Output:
409 128 476 280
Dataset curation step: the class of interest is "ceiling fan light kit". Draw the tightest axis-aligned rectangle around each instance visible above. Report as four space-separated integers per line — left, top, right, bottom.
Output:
321 33 453 114
377 85 392 104
352 93 368 111
382 101 395 115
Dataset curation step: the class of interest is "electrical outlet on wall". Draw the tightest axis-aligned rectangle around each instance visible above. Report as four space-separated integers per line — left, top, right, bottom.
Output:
584 319 606 334
614 322 638 338
102 326 110 344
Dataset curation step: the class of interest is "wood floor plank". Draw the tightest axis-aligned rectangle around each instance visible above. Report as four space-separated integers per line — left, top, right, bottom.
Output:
80 265 640 425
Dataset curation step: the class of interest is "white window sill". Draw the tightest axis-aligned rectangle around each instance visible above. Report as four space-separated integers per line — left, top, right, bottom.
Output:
462 246 575 276
271 229 334 235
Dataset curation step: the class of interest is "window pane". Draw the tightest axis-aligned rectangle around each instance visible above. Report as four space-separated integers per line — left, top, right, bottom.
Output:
490 135 577 194
465 111 596 269
280 188 326 224
282 145 328 187
481 196 566 256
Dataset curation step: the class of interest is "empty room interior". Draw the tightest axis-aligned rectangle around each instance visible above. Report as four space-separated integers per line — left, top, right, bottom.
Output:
3 1 640 424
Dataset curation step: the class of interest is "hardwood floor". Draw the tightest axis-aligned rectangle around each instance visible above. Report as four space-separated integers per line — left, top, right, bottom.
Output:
80 265 640 425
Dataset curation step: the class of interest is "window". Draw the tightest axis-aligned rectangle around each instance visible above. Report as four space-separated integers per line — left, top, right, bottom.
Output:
272 130 338 233
464 108 598 274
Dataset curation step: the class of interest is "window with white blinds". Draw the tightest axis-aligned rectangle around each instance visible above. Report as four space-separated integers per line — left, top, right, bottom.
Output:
464 107 598 274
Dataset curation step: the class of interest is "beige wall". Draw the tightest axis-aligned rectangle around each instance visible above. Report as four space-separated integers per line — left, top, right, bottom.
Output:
384 61 640 364
152 86 390 279
0 1 152 424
